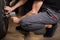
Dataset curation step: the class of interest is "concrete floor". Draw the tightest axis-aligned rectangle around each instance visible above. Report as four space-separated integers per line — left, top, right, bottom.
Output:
2 18 60 40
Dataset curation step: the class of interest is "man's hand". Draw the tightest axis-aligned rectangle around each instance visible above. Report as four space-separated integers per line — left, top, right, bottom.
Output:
4 6 14 14
11 16 20 23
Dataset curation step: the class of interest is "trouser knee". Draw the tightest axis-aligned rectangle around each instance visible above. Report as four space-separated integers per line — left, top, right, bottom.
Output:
20 20 45 31
20 21 46 35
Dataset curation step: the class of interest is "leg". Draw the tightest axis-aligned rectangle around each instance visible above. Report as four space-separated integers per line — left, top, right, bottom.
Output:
20 12 57 31
20 12 57 40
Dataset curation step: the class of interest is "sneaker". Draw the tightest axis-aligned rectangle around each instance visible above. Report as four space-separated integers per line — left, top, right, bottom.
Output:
16 26 29 35
44 23 57 37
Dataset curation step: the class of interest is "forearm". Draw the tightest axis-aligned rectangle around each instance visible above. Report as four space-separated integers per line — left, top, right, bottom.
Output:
11 0 27 10
31 0 43 13
24 0 43 16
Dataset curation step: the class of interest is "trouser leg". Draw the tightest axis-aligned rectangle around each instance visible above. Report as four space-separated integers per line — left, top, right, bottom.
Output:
20 12 57 31
20 12 59 40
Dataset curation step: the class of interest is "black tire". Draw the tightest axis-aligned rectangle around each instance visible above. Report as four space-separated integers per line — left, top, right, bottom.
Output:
0 0 8 39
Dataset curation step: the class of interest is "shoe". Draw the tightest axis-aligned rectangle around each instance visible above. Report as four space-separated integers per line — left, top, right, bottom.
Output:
44 23 57 37
16 26 29 35
16 26 22 30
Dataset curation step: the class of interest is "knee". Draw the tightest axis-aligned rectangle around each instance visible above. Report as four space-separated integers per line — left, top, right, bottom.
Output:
20 18 45 32
20 18 31 26
20 19 33 31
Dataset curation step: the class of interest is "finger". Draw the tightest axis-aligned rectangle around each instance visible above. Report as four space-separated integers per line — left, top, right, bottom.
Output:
6 10 11 13
4 6 9 8
5 12 9 14
4 7 8 11
5 10 10 14
4 6 10 10
4 6 8 9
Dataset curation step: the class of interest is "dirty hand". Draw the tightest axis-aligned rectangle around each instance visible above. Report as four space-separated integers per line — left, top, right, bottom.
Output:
11 17 20 23
4 6 14 14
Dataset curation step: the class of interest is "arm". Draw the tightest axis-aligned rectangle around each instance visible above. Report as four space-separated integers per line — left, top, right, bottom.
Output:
11 0 27 10
31 0 43 13
12 0 44 23
4 0 27 13
20 0 44 19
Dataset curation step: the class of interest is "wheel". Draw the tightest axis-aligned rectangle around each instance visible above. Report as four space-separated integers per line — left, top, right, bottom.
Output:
0 0 8 39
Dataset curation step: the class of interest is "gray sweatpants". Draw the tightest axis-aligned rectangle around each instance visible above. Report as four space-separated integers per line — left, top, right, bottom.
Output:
20 8 60 35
